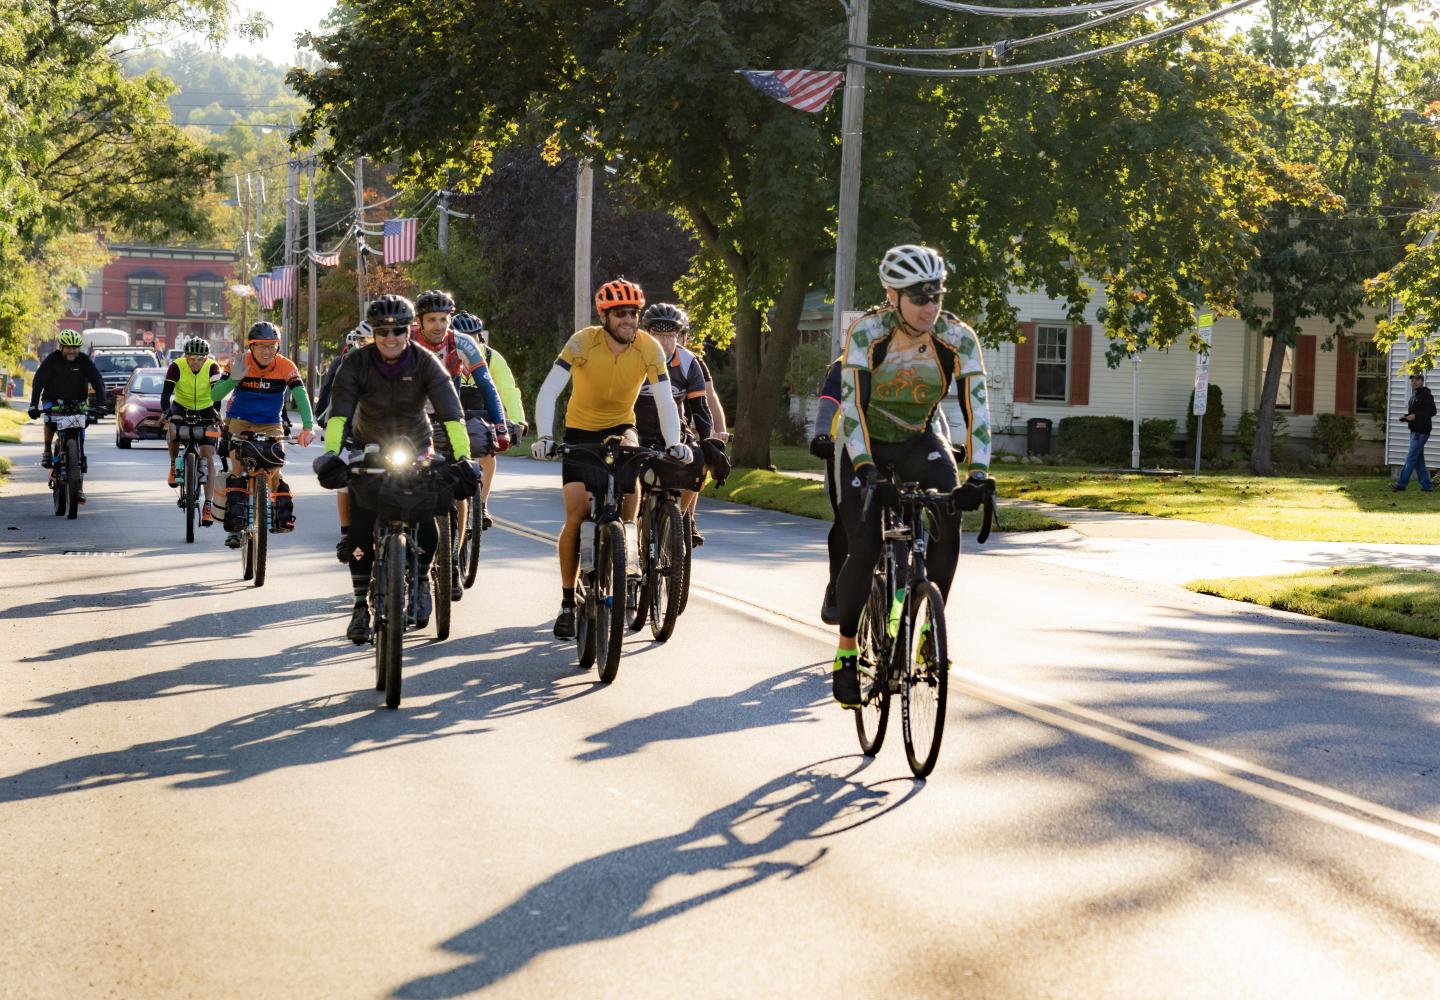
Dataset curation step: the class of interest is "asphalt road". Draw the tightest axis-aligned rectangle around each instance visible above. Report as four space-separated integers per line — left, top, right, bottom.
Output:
3 419 1440 999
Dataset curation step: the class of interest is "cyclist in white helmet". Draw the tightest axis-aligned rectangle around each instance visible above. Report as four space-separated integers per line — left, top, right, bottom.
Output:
829 244 993 707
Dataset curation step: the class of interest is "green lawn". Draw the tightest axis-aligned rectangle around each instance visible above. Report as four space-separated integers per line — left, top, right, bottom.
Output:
1187 566 1440 640
0 406 25 444
1002 466 1438 544
703 468 1066 533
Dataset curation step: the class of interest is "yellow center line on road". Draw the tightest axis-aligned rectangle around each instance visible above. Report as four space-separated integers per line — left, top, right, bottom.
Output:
491 514 1440 861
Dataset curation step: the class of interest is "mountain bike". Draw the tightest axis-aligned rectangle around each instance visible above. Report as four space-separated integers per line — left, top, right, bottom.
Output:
627 478 687 641
350 443 456 709
852 472 997 778
559 439 675 684
232 433 285 587
44 401 94 520
173 414 218 543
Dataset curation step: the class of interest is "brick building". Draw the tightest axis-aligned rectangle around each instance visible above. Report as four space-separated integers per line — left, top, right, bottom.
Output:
57 243 240 356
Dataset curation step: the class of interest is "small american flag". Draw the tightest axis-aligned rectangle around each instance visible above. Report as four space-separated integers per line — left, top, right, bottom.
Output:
383 217 418 265
740 70 844 113
311 251 341 268
272 265 297 300
253 272 277 310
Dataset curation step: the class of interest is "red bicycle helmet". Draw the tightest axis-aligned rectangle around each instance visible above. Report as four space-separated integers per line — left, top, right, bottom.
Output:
594 278 645 315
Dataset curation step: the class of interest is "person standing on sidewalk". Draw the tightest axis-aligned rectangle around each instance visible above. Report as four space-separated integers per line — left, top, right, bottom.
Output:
1395 372 1435 492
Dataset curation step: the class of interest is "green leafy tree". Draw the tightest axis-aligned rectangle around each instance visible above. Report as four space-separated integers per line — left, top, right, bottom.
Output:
292 0 1309 466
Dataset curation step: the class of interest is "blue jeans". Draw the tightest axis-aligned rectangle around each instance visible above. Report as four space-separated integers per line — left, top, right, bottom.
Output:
1396 432 1432 490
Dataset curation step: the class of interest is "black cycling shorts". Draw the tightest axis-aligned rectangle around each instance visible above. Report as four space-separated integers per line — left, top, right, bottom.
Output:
563 424 639 497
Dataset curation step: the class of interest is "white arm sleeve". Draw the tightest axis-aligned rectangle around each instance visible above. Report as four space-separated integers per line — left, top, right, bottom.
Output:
655 382 683 448
534 364 570 439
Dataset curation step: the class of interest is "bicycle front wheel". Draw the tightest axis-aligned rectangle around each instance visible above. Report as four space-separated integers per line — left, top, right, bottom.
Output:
677 512 694 615
51 450 68 517
431 513 453 640
64 438 82 520
183 450 198 543
251 476 268 588
594 521 627 684
901 580 949 778
381 532 406 708
853 576 891 757
648 500 685 641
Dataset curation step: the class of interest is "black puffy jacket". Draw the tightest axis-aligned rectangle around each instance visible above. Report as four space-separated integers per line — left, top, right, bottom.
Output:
327 344 463 450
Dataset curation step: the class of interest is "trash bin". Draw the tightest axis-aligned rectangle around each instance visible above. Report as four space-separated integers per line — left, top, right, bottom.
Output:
1026 417 1052 456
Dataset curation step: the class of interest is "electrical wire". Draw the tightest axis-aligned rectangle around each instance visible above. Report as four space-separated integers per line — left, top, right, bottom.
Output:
914 0 1145 18
851 0 1263 77
858 0 1161 56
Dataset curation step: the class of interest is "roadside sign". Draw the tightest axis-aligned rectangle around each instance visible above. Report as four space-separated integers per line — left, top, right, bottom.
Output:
1192 312 1214 416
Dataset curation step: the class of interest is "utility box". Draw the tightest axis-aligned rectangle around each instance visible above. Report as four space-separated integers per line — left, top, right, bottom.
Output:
1026 417 1053 456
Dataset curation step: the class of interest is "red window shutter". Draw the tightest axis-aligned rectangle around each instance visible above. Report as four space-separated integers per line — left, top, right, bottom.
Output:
1294 334 1317 415
1013 322 1036 403
1334 337 1356 416
1069 324 1092 405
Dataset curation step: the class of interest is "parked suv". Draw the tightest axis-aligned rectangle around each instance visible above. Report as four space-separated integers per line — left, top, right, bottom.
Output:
91 348 161 413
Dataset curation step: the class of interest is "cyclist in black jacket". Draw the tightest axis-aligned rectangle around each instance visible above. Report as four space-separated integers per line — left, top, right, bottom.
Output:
28 330 106 467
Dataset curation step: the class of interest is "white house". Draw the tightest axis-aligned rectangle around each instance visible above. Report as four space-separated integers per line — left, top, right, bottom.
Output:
1385 339 1440 471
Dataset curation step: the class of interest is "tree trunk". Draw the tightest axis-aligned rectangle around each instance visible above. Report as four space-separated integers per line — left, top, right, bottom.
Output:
731 253 812 469
1251 328 1291 475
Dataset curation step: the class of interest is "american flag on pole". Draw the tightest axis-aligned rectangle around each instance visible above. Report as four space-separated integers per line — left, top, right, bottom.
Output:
253 272 277 309
383 218 418 265
272 265 297 300
739 70 844 113
310 251 341 268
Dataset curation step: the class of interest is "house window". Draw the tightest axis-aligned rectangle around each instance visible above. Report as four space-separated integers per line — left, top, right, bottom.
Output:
127 276 165 314
1355 340 1386 415
1272 344 1295 410
186 280 224 318
1034 325 1069 401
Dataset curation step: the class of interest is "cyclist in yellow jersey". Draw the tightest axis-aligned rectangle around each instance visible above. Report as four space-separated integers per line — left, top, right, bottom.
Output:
160 337 222 524
531 278 692 639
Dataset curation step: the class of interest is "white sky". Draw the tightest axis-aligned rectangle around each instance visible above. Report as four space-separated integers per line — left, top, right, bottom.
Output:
222 0 336 66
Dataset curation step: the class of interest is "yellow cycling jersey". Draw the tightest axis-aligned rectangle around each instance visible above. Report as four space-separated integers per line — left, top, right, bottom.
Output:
557 326 668 431
172 358 218 411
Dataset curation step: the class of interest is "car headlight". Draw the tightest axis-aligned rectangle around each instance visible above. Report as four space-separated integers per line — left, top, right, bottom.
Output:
385 444 414 469
125 403 144 417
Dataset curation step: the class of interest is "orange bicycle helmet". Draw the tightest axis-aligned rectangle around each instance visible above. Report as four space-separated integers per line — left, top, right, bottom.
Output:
594 278 645 315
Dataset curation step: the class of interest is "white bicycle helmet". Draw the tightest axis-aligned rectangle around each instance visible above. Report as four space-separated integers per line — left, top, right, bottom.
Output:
878 244 947 290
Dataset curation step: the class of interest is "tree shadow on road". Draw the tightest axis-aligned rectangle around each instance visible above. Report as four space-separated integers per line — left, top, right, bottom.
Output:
387 758 918 999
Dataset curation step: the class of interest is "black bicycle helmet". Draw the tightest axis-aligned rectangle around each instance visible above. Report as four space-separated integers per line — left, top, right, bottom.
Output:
365 294 415 330
640 303 689 333
415 289 456 316
182 337 211 356
451 311 486 340
247 321 281 343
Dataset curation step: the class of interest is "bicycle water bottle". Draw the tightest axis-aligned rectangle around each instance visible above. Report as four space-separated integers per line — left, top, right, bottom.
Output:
578 520 595 572
886 587 907 639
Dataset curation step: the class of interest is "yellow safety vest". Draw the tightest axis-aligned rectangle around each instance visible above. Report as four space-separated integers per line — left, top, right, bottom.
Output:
173 358 217 411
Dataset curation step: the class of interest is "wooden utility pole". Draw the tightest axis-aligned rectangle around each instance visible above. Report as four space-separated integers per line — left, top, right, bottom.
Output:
355 156 366 321
284 157 298 357
574 159 594 332
438 190 449 252
306 156 319 399
238 174 250 338
830 0 868 355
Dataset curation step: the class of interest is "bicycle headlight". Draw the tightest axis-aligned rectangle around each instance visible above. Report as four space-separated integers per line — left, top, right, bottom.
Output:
384 444 414 469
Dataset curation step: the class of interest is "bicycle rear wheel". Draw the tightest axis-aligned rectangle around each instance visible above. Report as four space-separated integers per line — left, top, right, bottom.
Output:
431 513 453 640
901 579 949 778
251 476 268 588
628 503 652 633
64 438 81 520
461 495 483 588
594 521 627 684
51 450 68 517
853 576 891 757
183 450 198 543
648 500 685 641
381 532 406 708
677 512 694 615
575 576 597 671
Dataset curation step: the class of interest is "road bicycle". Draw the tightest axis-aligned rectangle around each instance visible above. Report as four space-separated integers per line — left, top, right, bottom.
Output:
350 442 456 709
172 413 218 543
852 472 997 778
627 476 687 641
558 439 676 684
231 433 286 587
44 401 95 520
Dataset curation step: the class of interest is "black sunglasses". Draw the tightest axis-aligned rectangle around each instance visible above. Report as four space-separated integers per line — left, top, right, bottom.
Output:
904 292 944 307
609 308 640 319
374 327 409 338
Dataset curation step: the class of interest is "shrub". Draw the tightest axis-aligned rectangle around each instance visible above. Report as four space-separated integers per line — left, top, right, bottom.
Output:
1313 413 1360 466
1057 416 1131 464
1234 409 1290 461
1140 418 1177 464
1184 384 1225 460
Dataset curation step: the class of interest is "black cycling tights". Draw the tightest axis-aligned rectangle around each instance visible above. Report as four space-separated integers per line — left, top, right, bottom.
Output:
344 499 438 604
833 434 960 638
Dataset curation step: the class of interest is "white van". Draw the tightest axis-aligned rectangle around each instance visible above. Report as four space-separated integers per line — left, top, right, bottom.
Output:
81 327 129 353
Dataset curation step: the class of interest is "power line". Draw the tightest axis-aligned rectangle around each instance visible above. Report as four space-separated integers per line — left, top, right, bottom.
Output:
851 0 1264 77
913 0 1146 18
858 0 1161 57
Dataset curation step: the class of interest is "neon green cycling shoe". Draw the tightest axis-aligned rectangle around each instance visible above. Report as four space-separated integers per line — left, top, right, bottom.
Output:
832 649 861 708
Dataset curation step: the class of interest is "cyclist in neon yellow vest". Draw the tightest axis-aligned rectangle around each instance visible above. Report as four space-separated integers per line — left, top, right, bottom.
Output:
160 337 223 525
